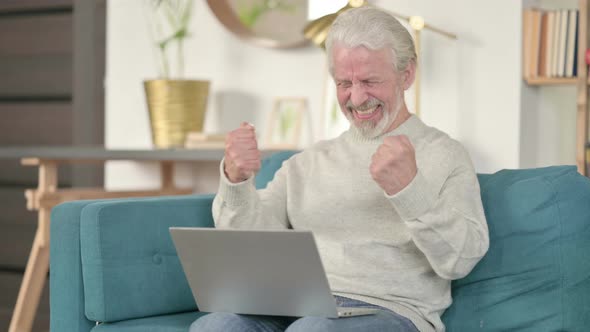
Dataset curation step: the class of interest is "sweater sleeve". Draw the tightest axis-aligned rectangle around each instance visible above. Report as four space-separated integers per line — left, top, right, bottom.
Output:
387 146 489 280
212 158 291 230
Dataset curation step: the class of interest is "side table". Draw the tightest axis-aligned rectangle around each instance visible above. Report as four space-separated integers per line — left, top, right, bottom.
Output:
0 146 229 332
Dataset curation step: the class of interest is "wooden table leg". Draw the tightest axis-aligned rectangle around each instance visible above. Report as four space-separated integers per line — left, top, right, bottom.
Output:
160 161 175 190
9 161 57 332
8 213 50 332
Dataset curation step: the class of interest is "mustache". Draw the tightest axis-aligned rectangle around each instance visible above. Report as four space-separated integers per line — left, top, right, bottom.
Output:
346 98 384 111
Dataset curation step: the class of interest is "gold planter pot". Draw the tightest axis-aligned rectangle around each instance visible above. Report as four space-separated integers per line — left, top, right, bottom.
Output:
144 79 210 148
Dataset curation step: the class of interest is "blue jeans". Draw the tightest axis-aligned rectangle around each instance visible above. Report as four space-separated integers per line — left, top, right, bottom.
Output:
189 296 419 332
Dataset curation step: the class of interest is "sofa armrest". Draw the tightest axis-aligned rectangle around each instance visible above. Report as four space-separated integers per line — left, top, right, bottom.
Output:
78 194 215 323
51 194 214 330
51 199 104 332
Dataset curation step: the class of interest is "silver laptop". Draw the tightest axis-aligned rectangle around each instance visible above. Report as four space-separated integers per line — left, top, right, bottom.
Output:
169 227 378 318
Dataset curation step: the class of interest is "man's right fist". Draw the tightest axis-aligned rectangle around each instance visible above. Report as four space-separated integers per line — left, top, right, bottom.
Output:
224 122 262 183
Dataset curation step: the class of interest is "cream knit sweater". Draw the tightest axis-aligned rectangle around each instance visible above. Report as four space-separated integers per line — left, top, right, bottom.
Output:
213 115 489 332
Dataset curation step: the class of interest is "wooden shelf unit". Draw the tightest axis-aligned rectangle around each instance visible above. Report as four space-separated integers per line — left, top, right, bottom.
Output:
526 77 590 85
523 0 589 176
575 0 587 177
525 77 579 85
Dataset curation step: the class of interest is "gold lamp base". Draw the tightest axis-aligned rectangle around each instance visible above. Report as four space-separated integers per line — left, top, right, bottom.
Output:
144 79 210 148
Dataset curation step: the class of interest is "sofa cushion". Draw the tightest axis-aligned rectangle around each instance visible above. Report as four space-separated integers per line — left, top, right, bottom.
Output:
91 311 205 332
442 166 590 331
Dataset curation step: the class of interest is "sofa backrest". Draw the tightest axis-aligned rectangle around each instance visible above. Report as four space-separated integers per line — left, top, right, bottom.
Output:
443 166 590 331
255 150 298 189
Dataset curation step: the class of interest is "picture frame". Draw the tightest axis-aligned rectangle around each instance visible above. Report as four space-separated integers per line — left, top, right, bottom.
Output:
264 97 307 149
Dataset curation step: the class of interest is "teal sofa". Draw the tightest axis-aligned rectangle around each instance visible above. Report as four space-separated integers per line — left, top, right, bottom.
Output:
50 151 590 331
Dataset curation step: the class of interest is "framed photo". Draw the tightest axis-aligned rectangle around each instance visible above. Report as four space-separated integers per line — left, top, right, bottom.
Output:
264 97 307 149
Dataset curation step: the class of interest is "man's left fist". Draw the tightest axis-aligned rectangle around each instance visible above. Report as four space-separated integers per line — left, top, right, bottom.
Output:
370 135 417 195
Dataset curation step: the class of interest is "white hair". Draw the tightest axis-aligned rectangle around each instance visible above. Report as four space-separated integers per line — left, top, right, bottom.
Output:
325 6 417 73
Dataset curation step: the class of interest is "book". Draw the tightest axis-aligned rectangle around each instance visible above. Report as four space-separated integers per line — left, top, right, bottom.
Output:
538 12 549 77
545 11 555 77
565 9 579 77
184 132 226 149
523 8 534 79
572 10 579 76
551 9 561 77
529 9 543 77
557 9 569 77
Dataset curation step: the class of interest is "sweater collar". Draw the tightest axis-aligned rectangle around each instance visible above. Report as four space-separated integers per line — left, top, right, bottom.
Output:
344 115 424 144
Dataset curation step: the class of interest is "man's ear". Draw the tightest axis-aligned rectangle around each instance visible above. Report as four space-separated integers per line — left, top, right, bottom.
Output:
401 60 416 90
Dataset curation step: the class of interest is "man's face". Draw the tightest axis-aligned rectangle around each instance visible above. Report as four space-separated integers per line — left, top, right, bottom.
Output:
332 45 405 138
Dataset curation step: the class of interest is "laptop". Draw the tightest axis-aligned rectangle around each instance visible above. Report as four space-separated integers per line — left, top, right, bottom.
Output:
169 227 379 318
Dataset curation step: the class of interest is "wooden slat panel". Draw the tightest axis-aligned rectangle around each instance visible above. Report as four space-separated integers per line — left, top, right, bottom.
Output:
0 0 72 13
0 55 72 97
71 0 106 187
0 102 73 145
0 187 37 270
0 161 38 186
0 12 73 97
0 272 49 332
0 188 35 287
0 187 35 226
0 161 72 187
0 224 36 269
0 13 72 56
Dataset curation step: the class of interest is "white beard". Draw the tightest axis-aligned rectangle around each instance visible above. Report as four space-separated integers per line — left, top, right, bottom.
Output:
345 89 403 139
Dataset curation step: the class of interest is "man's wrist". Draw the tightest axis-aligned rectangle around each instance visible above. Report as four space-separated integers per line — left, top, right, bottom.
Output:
224 168 241 183
224 166 248 183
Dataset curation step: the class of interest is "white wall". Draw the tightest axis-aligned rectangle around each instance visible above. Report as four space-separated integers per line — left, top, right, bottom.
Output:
106 0 565 190
520 85 577 168
375 0 523 172
105 0 326 191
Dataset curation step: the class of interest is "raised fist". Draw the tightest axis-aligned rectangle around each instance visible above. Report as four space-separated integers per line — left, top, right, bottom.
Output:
370 135 417 195
224 122 262 183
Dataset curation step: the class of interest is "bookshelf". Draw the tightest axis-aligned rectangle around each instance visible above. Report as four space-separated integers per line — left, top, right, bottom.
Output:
523 0 589 176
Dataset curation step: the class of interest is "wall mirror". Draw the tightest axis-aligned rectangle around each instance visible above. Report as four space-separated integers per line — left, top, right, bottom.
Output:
206 0 310 48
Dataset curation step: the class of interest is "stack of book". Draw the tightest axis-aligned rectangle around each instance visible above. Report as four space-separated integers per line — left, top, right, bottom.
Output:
184 132 226 149
523 8 579 80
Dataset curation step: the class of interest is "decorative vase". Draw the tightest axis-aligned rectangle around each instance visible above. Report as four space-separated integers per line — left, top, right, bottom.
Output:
144 79 210 148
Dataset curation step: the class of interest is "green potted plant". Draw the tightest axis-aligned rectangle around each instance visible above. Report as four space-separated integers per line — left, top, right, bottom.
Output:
144 0 210 148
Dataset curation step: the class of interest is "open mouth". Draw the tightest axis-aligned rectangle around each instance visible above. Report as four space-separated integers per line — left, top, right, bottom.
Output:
353 105 381 120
